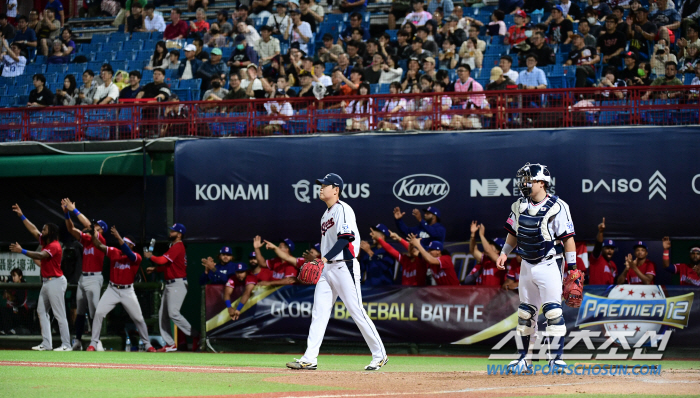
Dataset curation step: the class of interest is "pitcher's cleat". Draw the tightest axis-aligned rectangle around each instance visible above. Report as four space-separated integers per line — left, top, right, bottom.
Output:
286 359 317 370
364 356 389 371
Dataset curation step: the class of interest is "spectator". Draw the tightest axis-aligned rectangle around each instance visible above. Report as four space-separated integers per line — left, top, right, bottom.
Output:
187 0 209 12
203 23 226 48
642 61 683 99
617 241 656 285
408 37 433 63
273 75 298 98
189 8 210 38
436 68 454 91
242 64 266 99
487 66 517 89
5 0 17 25
346 40 364 66
679 44 700 73
163 8 188 40
393 206 445 242
566 34 599 87
359 225 396 286
312 60 332 87
403 0 433 27
136 67 171 102
611 6 628 34
505 10 528 48
499 55 519 82
223 73 247 100
363 39 380 67
45 0 64 27
465 222 506 286
415 26 437 55
466 24 486 52
517 53 547 89
0 39 25 77
198 47 229 91
251 0 274 19
546 6 574 45
421 56 438 79
597 15 626 67
458 37 483 70
522 32 555 66
145 41 170 70
408 237 459 285
46 38 66 64
285 9 312 54
650 0 680 41
597 68 626 98
487 9 507 37
237 21 260 47
214 10 233 37
590 0 612 19
0 13 15 40
57 28 74 56
228 34 258 72
193 38 210 62
76 69 97 105
651 39 677 75
113 0 147 30
631 60 653 85
432 80 457 128
36 8 60 56
126 3 145 33
200 247 238 285
117 71 134 90
677 24 700 60
680 1 700 34
255 25 280 67
378 82 406 130
267 3 291 36
628 7 657 57
342 81 373 130
299 0 320 31
379 229 427 285
234 5 254 26
578 19 598 48
260 89 294 133
560 0 583 20
12 16 37 51
168 50 181 70
27 73 54 107
396 31 412 60
588 218 618 285
317 33 343 63
584 7 604 37
401 57 421 92
338 0 368 14
177 44 201 80
617 51 639 83
143 4 166 33
328 68 354 96
0 268 28 336
80 0 102 18
439 37 459 70
53 74 76 106
662 237 700 286
389 0 412 30
439 16 467 48
119 70 143 99
93 66 119 104
454 63 482 93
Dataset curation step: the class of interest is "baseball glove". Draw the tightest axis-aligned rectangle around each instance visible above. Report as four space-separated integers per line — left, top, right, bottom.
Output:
562 269 584 308
298 259 324 284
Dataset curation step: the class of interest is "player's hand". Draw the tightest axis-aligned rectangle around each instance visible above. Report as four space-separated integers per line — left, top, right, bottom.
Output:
496 253 507 270
61 198 76 211
263 239 277 250
407 233 421 247
202 256 216 270
478 223 485 235
9 243 22 253
12 204 23 217
146 266 155 274
662 236 671 250
360 240 371 252
624 254 633 269
393 207 405 220
302 250 317 261
144 251 153 259
598 217 606 232
412 208 422 221
231 309 242 320
389 230 401 241
470 220 478 235
253 235 264 249
110 226 121 240
228 307 236 319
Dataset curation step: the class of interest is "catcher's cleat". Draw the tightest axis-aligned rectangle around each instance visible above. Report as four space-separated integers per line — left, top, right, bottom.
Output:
506 354 533 375
286 359 317 370
364 356 389 371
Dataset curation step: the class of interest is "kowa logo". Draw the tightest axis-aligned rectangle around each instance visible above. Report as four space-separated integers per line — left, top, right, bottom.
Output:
581 170 666 200
393 174 450 205
195 184 269 200
471 178 556 197
293 179 370 203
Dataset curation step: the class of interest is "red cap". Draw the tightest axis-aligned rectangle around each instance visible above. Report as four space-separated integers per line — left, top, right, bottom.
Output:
515 10 527 18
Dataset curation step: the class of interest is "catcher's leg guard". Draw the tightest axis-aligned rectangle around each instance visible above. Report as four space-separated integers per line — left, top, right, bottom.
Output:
542 301 566 360
516 303 537 356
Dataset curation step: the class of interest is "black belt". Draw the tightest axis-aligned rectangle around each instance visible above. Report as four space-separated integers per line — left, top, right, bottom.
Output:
528 254 560 264
83 272 100 276
165 278 187 284
110 282 132 289
326 259 354 264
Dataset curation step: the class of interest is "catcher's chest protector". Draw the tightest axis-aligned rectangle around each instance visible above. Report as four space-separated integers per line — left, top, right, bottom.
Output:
516 195 559 263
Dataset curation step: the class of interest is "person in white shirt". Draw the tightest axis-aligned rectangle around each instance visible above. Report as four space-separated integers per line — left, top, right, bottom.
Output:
284 9 312 54
254 25 280 66
266 3 291 36
498 55 519 83
402 0 433 27
261 89 294 134
237 21 261 47
312 60 332 87
93 67 120 104
377 82 406 131
0 39 26 77
6 0 17 21
143 4 166 33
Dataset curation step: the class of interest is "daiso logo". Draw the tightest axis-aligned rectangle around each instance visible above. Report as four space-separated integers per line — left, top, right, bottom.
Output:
393 174 450 205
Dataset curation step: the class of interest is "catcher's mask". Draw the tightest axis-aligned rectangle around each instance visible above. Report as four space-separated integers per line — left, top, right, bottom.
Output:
516 163 551 197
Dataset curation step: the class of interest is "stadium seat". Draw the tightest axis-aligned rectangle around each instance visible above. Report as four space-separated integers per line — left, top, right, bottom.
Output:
67 63 87 75
114 51 137 62
141 69 154 81
123 40 144 52
47 64 68 75
0 86 6 96
378 83 391 94
385 29 398 41
0 95 17 107
131 32 151 42
91 34 110 45
24 64 46 75
109 32 129 43
44 73 58 83
172 88 192 101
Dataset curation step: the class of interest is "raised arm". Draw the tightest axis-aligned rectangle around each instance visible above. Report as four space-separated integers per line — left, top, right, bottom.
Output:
408 233 439 265
62 198 91 228
479 224 500 263
253 235 267 266
264 240 297 265
469 221 483 262
376 237 400 260
91 228 108 253
662 236 671 269
9 242 50 261
111 226 137 262
12 204 41 243
593 217 605 258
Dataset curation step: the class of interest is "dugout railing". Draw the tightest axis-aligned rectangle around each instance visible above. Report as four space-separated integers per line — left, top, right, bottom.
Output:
1 86 699 142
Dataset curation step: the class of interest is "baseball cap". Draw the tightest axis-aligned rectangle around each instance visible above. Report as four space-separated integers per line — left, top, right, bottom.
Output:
493 237 506 249
553 5 564 13
412 36 424 44
371 223 390 237
423 57 436 64
123 236 135 246
220 246 233 254
623 51 637 59
423 206 441 220
633 241 648 250
169 223 186 234
322 33 334 41
637 7 649 13
289 0 300 6
313 243 321 253
184 44 196 52
216 9 229 18
283 238 295 252
427 241 443 251
514 10 527 18
211 48 222 56
234 34 246 43
298 69 312 78
234 262 248 272
602 239 616 248
445 15 456 22
289 7 300 14
249 251 256 258
316 173 344 191
490 66 504 80
96 220 108 231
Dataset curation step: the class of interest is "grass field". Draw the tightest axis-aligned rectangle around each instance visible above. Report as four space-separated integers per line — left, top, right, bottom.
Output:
1 351 698 398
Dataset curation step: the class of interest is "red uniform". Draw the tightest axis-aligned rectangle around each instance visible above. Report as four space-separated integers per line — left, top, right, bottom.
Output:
377 238 427 286
507 25 528 46
432 255 460 286
469 256 506 286
670 263 700 286
506 257 521 282
80 232 106 273
40 240 63 278
265 257 298 280
225 273 259 288
295 257 306 268
626 259 656 284
106 247 142 285
253 267 274 282
156 241 187 280
588 255 617 285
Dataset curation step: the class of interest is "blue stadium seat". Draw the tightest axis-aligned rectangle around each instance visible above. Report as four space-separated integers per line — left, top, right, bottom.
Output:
0 86 6 96
44 73 58 83
323 14 346 25
221 47 234 60
109 32 129 43
123 40 144 52
87 61 105 72
378 83 391 94
91 34 110 45
324 62 335 75
47 64 68 75
150 32 164 41
0 95 17 107
24 63 46 75
385 29 398 42
178 79 202 90
111 60 129 71
114 50 137 61
684 74 695 85
16 85 29 96
127 59 149 71
172 88 192 101
67 63 87 75
34 55 47 65
131 32 151 42
136 50 153 61
80 43 103 53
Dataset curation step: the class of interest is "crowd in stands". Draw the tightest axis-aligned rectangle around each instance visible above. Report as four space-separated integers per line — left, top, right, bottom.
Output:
2 0 700 131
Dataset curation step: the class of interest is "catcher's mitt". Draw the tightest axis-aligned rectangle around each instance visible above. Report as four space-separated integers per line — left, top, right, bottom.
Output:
562 269 584 308
298 259 324 284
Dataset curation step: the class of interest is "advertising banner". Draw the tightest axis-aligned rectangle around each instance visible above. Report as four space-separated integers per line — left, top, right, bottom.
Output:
205 284 700 347
174 129 700 242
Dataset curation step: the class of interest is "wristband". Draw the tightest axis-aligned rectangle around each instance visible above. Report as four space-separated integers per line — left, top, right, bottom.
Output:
225 300 232 308
237 302 245 311
20 215 26 221
500 242 514 256
64 212 70 220
72 208 81 216
21 249 27 255
565 251 577 265
663 250 670 259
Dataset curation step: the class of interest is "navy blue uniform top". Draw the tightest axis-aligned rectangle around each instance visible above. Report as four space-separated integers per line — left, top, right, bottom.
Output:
359 246 396 286
395 218 446 243
199 262 238 284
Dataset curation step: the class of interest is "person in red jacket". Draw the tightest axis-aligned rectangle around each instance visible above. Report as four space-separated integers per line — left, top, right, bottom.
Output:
662 237 700 286
465 221 506 286
223 262 259 321
375 230 427 286
253 235 298 285
588 217 617 285
617 241 656 285
408 234 459 285
144 223 193 352
503 255 522 290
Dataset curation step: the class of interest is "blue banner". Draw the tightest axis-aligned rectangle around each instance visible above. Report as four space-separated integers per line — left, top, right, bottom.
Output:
174 128 700 242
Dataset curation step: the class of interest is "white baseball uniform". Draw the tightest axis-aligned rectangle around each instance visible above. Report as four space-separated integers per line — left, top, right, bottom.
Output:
300 200 386 365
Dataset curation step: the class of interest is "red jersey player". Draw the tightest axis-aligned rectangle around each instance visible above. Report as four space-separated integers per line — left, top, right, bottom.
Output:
375 230 428 286
503 254 522 290
617 241 656 285
465 222 506 287
588 217 617 285
408 234 459 285
224 262 259 320
253 235 298 286
662 237 700 286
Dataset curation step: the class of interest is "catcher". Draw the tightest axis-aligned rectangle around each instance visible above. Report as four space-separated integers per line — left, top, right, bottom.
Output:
496 163 581 373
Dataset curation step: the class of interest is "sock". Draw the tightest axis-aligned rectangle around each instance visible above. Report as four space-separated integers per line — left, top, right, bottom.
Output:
75 314 86 341
553 336 564 359
519 334 531 357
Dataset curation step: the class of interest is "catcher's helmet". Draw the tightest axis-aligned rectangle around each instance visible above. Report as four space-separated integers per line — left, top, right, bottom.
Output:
516 163 551 197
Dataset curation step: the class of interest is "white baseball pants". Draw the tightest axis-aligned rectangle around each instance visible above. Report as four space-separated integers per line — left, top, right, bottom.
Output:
90 285 152 349
519 257 565 324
